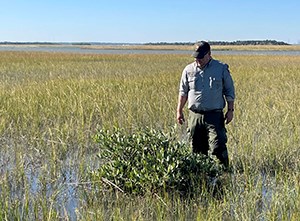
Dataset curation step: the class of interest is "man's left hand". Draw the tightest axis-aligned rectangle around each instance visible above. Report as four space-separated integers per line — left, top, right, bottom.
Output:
225 110 234 124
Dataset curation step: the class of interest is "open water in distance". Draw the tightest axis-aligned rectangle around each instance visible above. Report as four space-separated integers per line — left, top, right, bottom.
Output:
1 45 300 56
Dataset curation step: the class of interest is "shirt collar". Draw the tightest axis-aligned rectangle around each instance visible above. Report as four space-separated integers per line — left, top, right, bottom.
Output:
194 58 212 70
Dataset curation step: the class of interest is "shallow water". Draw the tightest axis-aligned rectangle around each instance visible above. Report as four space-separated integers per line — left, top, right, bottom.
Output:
1 45 300 56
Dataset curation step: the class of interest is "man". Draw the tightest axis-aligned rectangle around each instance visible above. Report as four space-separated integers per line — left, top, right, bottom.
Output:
176 41 235 168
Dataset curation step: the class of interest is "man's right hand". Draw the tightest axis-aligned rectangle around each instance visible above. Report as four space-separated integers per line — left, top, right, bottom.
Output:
177 111 185 125
176 95 187 125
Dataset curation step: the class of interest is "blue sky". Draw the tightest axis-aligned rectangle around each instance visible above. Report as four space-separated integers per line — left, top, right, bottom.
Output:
1 0 300 44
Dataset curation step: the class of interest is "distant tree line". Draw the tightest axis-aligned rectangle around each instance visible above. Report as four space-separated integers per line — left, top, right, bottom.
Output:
0 40 290 46
145 40 290 46
209 40 289 45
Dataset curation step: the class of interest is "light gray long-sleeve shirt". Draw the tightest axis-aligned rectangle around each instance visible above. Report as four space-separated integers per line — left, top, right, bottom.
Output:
179 59 235 112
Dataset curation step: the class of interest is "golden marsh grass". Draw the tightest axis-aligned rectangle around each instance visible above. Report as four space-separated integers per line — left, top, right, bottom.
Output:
0 51 299 220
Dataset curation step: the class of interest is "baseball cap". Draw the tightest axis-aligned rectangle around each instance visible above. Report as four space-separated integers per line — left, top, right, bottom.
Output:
192 41 211 59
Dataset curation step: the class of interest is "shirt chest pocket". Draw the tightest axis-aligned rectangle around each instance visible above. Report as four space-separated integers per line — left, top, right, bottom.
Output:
209 77 222 90
188 76 197 90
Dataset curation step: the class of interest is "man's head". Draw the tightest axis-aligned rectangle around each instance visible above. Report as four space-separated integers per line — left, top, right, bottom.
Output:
192 41 211 59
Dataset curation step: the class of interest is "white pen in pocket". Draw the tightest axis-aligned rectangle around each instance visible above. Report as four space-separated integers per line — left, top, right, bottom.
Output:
209 77 212 88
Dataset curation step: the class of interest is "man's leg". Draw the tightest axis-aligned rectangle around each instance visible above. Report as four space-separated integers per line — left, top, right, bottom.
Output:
188 112 209 155
205 112 229 168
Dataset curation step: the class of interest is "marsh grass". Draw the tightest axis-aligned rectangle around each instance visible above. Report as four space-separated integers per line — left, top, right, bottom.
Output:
0 51 299 220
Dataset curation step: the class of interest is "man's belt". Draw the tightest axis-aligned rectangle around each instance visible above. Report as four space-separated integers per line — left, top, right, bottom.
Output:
191 109 223 114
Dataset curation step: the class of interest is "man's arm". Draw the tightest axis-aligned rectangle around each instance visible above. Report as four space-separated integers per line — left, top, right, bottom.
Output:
225 100 234 124
177 95 188 125
223 64 235 124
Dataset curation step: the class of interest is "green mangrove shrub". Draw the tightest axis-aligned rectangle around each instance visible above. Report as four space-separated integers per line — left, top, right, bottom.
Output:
91 127 222 194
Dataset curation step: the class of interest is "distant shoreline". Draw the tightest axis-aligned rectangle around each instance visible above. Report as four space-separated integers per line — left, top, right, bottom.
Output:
1 44 300 51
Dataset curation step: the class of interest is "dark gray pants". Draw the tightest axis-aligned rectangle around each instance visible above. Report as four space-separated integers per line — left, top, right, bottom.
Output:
188 111 229 168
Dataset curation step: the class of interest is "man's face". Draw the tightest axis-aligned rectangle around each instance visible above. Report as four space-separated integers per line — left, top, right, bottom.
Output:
196 52 211 67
